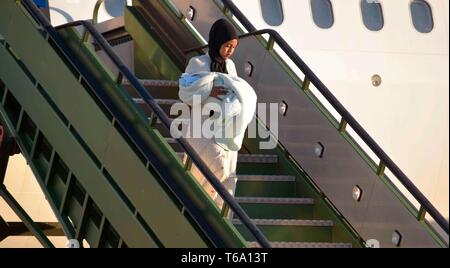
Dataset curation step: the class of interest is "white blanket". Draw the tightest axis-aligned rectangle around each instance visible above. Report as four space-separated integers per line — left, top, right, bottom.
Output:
178 72 257 151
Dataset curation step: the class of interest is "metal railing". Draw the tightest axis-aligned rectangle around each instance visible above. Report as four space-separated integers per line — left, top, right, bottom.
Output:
211 0 448 235
92 0 127 25
20 0 271 248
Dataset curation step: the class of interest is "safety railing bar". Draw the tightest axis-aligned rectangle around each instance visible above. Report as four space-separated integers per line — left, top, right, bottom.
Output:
72 21 271 248
92 0 105 25
184 29 445 232
92 0 127 25
0 185 55 248
183 29 268 54
220 0 449 234
20 0 271 248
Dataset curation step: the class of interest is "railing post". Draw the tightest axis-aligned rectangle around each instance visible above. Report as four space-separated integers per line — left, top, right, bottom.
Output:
221 204 230 218
339 118 347 132
184 156 193 171
302 78 310 92
92 0 105 25
116 72 123 85
377 160 386 176
417 206 427 221
222 6 231 16
148 112 157 128
19 0 273 249
266 36 275 51
81 29 90 43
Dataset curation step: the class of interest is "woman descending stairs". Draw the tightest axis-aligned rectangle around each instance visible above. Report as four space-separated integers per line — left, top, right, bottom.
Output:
124 79 358 248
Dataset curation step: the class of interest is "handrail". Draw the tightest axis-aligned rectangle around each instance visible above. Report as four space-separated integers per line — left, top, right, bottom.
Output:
215 0 449 234
183 30 274 54
92 0 127 25
20 0 271 248
183 0 449 236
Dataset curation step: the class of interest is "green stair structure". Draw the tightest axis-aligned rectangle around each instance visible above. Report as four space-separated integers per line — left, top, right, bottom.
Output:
0 0 447 248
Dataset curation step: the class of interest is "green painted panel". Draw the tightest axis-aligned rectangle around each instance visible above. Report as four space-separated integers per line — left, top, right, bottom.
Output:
242 131 363 247
1 3 204 247
102 128 207 247
311 196 362 246
235 224 332 242
125 7 182 80
238 203 314 220
0 2 13 38
1 1 247 247
0 44 157 247
57 28 246 247
236 163 279 175
0 1 112 162
235 181 297 198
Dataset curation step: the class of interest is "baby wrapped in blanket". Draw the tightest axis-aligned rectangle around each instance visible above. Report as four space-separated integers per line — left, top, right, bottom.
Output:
178 72 256 151
179 72 242 119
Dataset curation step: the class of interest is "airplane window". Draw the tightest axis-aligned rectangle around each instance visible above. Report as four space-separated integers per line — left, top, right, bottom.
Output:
32 0 48 8
361 0 384 31
311 0 334 29
410 0 434 33
260 0 284 26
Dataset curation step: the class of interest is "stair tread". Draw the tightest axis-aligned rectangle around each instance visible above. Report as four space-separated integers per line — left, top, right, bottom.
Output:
176 153 278 163
238 175 295 182
165 137 177 143
236 197 314 205
232 219 334 226
122 79 178 88
133 98 181 105
237 154 278 163
154 118 189 124
247 241 352 248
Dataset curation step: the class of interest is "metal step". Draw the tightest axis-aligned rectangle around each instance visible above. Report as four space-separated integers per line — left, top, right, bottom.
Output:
175 153 279 164
237 175 295 182
236 175 297 198
153 118 190 124
122 79 178 88
247 241 352 248
133 98 181 105
163 137 184 153
165 137 177 144
232 219 333 227
233 218 334 242
235 197 314 205
236 199 314 220
237 154 278 163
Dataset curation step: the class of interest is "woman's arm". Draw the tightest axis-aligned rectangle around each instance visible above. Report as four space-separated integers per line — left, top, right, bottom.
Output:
185 56 227 99
210 87 228 99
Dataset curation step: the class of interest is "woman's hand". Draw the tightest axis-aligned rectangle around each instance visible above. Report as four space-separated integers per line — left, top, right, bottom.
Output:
210 87 228 99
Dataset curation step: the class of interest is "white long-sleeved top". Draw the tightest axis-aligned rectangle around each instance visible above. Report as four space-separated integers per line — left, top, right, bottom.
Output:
185 54 237 77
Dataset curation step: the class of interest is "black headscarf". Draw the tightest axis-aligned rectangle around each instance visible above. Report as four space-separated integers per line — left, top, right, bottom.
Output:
208 19 238 74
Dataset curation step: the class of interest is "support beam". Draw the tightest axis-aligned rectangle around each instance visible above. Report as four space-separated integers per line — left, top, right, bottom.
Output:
0 216 8 241
0 125 12 185
6 221 64 237
0 125 21 185
0 185 55 248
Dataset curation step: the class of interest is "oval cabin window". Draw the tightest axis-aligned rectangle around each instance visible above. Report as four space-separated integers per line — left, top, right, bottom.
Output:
361 0 384 31
311 0 334 29
260 0 284 26
410 0 434 33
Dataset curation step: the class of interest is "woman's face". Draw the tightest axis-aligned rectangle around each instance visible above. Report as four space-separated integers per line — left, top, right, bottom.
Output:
219 39 238 60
